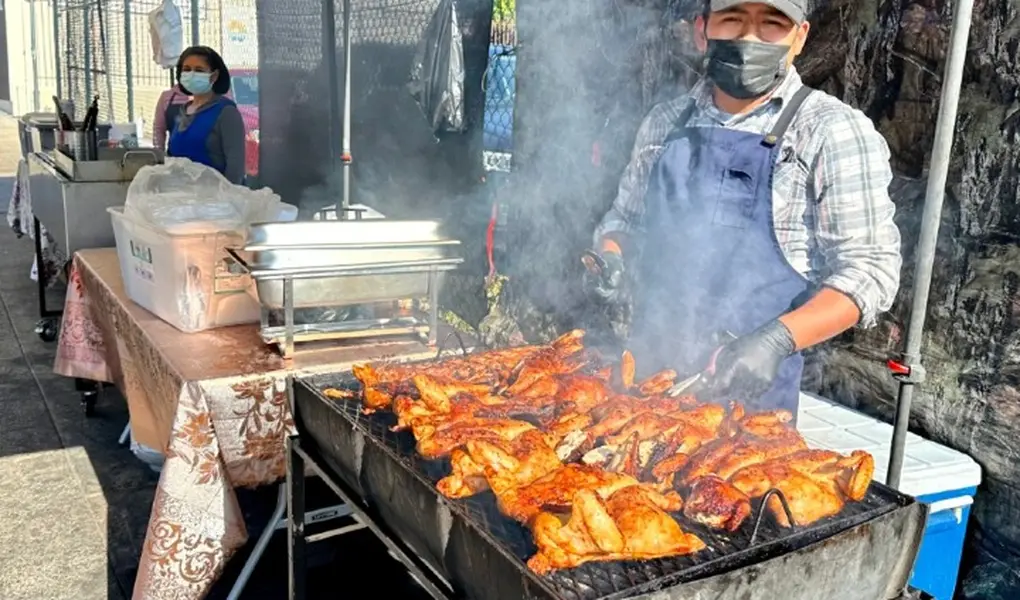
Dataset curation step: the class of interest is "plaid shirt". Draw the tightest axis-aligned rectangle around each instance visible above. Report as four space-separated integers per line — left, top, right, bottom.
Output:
595 67 902 328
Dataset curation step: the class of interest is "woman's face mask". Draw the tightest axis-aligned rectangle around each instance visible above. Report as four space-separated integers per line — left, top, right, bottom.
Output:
180 71 214 95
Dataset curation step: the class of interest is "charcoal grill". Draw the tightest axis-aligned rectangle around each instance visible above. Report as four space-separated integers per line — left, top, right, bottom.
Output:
288 347 928 600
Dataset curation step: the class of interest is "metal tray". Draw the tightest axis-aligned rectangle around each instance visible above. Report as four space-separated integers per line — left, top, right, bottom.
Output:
52 148 162 182
227 249 462 309
246 219 452 247
292 368 926 600
243 219 461 274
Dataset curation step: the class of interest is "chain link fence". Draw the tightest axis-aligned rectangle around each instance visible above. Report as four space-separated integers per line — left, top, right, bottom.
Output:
256 0 499 210
33 0 256 140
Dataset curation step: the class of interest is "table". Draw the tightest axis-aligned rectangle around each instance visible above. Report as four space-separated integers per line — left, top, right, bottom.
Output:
54 248 456 600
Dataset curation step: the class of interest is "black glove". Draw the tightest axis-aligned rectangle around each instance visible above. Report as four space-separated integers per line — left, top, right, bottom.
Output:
582 250 627 305
699 319 796 403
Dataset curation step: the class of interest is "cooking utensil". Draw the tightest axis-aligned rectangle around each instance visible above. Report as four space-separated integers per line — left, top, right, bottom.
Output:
666 330 739 397
52 96 74 131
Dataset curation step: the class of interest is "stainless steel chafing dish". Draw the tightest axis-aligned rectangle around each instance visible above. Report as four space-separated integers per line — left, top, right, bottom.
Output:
226 218 463 357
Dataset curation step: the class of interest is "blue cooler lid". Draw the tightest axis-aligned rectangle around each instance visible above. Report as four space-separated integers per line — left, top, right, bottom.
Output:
798 392 982 498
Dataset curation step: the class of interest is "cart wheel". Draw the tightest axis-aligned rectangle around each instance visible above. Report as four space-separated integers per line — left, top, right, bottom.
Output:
34 318 59 343
81 391 98 417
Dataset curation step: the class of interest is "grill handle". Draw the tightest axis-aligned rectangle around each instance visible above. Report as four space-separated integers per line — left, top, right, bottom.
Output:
748 488 797 546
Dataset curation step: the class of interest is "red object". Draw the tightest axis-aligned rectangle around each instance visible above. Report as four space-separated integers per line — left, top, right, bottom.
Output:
486 203 498 278
232 68 261 178
887 359 910 376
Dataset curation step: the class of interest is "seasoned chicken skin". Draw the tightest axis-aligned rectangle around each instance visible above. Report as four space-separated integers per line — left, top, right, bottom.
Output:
436 430 562 499
495 464 658 524
528 486 704 574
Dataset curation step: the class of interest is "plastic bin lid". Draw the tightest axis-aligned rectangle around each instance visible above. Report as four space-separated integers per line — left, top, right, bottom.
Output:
798 392 982 498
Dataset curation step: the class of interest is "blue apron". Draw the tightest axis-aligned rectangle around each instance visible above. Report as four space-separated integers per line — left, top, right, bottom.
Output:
631 86 814 415
167 98 232 175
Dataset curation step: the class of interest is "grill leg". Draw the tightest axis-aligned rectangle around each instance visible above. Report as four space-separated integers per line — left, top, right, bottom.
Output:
225 485 288 600
287 436 307 600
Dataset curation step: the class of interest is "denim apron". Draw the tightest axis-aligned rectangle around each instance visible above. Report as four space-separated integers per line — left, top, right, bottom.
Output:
168 97 233 175
630 86 814 415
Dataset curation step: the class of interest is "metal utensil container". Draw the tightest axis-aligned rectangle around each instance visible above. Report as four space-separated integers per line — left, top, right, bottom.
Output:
227 219 464 357
67 130 99 161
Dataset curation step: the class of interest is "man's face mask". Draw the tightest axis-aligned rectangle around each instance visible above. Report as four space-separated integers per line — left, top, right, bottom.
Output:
705 39 791 100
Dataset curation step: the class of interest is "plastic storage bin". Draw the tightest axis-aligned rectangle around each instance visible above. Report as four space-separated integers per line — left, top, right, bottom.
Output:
798 392 982 600
109 205 295 333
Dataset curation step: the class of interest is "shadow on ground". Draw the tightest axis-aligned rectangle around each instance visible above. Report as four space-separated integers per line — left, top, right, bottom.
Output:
0 231 432 599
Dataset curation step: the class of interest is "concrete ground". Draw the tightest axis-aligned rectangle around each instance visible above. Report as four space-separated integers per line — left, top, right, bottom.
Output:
0 114 432 599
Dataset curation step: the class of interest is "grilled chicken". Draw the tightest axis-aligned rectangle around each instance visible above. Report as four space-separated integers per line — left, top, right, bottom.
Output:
416 418 536 459
436 430 562 499
680 436 807 485
684 448 875 530
528 486 704 574
682 475 752 532
494 464 670 524
727 449 876 527
341 330 877 568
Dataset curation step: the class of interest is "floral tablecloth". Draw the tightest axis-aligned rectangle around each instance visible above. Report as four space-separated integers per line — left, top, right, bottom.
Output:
6 157 67 284
54 248 446 600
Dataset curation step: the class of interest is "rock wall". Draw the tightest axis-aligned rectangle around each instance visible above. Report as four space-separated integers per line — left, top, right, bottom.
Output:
496 1 1020 596
799 2 1020 597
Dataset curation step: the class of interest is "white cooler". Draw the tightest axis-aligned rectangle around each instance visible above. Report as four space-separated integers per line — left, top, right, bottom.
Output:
798 392 982 600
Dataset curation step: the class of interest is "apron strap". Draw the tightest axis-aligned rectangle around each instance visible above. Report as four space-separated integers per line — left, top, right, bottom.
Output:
762 85 814 147
663 100 699 144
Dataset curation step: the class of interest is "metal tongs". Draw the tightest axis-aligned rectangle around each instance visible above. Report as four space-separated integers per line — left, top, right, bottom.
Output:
666 331 738 397
581 249 609 280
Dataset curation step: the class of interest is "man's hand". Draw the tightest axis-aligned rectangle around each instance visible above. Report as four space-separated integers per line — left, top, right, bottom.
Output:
699 320 797 404
582 250 627 305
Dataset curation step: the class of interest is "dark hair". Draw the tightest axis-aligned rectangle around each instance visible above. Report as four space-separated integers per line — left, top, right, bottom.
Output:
175 46 232 95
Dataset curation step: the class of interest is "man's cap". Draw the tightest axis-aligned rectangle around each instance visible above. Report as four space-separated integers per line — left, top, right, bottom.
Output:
709 0 808 24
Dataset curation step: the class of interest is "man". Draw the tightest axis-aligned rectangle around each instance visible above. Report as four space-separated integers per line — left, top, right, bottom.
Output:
586 0 902 416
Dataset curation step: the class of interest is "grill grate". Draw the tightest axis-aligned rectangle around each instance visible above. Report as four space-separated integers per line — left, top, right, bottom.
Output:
302 366 901 600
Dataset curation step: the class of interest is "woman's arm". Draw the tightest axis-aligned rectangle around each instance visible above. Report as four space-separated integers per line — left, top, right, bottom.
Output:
215 104 248 184
153 90 172 150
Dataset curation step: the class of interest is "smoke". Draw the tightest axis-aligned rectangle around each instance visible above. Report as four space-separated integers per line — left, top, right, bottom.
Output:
257 0 708 350
502 0 702 353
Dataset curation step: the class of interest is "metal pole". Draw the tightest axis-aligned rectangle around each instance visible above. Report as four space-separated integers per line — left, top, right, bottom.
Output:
321 0 339 160
888 0 975 490
53 0 62 98
340 0 352 212
83 3 92 102
124 0 134 121
30 0 40 111
190 0 199 44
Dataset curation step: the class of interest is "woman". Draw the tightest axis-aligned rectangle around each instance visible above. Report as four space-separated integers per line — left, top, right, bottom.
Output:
168 46 247 184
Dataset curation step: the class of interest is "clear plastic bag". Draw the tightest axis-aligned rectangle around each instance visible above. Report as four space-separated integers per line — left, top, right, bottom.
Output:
124 158 283 234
